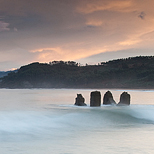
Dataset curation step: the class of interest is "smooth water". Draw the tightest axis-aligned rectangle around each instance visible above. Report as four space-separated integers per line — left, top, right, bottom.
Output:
0 89 154 154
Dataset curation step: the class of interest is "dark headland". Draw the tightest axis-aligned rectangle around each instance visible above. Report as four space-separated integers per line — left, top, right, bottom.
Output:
0 56 154 89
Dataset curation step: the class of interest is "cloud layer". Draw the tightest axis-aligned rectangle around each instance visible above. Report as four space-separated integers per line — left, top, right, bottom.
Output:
0 0 154 70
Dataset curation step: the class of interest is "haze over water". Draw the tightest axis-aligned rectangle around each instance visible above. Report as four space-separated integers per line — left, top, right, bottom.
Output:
0 89 154 154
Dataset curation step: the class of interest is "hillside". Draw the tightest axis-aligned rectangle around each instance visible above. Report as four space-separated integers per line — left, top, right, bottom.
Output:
0 71 13 78
0 56 154 89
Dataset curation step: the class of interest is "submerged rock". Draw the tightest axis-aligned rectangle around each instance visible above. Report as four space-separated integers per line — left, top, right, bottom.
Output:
117 92 130 106
90 91 101 107
103 91 116 105
74 94 87 106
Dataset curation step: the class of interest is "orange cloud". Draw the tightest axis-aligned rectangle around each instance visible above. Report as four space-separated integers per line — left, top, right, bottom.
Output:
77 0 133 14
119 39 141 46
86 18 103 26
30 47 62 54
30 46 110 63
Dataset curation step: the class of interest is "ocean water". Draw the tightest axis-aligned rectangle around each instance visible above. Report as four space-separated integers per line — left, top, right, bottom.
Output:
0 89 154 154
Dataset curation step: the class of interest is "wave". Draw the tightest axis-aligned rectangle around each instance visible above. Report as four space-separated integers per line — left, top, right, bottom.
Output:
58 104 154 127
0 105 154 141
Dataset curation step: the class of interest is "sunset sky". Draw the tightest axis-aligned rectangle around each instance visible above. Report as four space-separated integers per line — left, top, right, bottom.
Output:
0 0 154 70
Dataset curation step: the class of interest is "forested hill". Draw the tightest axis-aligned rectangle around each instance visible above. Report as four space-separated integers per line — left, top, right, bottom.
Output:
1 56 154 89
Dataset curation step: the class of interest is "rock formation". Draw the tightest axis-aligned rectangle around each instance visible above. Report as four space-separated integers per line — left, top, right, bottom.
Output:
90 91 101 107
117 92 130 106
74 94 87 106
103 91 116 105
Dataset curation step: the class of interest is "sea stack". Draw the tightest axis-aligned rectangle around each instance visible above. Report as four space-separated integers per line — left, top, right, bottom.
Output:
117 92 130 106
74 94 87 106
90 91 101 107
103 91 116 105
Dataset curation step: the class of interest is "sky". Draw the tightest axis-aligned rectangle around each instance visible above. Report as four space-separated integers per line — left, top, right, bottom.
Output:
0 0 154 71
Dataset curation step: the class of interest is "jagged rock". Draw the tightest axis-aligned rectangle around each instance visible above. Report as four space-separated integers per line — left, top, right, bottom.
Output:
90 91 101 107
103 91 116 105
74 94 87 106
117 92 130 106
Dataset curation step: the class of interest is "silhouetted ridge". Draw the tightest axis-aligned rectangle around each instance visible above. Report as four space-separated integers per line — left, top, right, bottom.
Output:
1 56 154 88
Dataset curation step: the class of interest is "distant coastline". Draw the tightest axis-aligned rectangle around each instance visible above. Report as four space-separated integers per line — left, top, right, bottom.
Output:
0 56 154 89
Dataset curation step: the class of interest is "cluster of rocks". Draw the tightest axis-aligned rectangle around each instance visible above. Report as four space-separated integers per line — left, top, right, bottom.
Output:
74 91 130 106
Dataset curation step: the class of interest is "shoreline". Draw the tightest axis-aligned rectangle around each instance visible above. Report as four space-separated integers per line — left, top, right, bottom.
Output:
0 87 154 91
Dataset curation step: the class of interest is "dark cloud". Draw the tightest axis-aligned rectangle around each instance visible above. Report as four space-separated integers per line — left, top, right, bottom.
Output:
2 14 42 31
138 11 146 20
0 0 82 34
0 21 10 32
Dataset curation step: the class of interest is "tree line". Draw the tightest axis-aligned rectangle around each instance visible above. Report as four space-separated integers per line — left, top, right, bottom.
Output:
1 56 154 89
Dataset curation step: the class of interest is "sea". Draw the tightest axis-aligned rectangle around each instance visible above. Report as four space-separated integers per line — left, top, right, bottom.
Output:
0 88 154 154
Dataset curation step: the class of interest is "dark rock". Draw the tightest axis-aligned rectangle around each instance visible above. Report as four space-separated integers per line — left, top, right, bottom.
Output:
74 94 87 106
117 92 130 106
90 91 101 107
103 91 116 105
